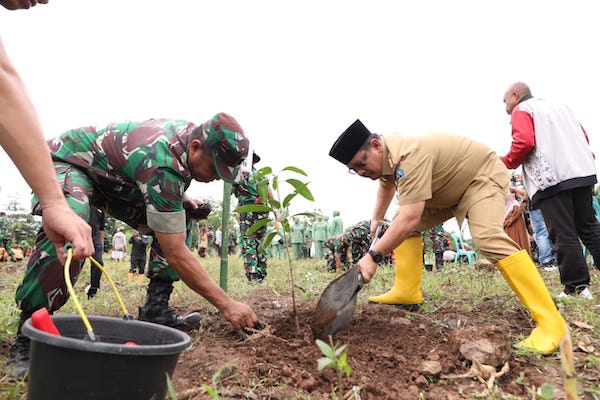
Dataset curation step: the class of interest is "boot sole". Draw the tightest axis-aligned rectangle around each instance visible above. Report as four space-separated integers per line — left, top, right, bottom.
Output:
367 301 421 311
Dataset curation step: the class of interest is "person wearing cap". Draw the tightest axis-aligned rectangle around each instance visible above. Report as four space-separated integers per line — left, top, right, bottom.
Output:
233 152 272 282
328 119 566 355
8 113 258 378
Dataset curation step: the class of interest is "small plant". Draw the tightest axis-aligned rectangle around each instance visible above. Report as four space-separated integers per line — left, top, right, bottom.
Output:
585 354 600 369
165 373 178 400
316 337 360 399
236 165 314 328
201 361 237 399
536 383 556 400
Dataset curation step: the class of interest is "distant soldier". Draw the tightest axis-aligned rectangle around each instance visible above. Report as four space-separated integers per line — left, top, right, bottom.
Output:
129 230 150 284
428 225 446 270
324 220 390 272
312 215 329 259
290 216 305 259
329 210 344 238
234 152 272 282
324 235 350 272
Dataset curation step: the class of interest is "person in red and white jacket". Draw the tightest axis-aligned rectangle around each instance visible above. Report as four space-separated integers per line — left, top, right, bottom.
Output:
501 81 600 300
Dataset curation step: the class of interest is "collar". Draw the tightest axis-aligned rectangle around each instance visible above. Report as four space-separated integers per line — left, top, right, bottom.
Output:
518 94 533 104
381 137 395 177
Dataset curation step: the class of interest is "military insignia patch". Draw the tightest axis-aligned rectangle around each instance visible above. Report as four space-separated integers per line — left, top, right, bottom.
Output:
394 168 404 181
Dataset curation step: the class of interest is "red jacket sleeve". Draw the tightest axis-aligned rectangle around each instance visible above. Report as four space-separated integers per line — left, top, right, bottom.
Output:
502 108 536 169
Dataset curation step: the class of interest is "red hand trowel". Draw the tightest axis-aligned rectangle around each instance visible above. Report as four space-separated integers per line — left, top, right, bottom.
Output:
311 223 383 341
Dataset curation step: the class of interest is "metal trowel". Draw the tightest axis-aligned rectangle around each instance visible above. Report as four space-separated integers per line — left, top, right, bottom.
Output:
311 224 383 341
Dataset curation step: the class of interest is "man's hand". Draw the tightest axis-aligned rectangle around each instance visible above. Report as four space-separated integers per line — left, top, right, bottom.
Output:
357 253 378 283
370 219 385 238
183 196 212 220
220 300 258 330
42 203 93 263
186 202 212 220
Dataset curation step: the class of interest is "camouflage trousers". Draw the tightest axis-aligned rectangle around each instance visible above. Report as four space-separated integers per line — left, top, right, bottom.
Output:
323 245 350 272
15 163 179 314
239 212 268 279
323 250 340 272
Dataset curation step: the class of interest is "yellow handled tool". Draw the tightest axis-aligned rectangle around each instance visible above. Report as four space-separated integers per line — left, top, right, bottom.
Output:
63 243 133 342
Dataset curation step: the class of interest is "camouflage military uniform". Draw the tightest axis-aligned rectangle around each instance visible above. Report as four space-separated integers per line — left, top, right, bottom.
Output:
16 119 201 313
343 220 370 263
323 235 350 272
428 224 445 268
233 171 268 282
324 220 391 272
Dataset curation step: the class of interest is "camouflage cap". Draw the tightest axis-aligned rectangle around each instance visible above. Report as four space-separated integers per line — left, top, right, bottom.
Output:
201 113 250 184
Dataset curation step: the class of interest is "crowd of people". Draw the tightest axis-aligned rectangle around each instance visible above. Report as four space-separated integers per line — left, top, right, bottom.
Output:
324 79 599 355
1 0 598 381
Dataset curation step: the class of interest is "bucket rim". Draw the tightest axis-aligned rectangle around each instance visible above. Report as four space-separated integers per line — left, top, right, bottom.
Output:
22 315 191 356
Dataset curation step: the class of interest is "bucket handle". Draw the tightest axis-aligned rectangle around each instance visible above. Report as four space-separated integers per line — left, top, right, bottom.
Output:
63 243 132 342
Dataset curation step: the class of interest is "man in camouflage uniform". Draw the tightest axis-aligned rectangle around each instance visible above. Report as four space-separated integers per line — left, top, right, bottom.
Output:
7 113 258 378
428 224 446 270
324 220 390 272
324 235 351 272
233 152 270 282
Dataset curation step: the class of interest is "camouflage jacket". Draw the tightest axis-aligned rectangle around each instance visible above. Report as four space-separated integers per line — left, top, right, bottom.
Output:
48 119 196 233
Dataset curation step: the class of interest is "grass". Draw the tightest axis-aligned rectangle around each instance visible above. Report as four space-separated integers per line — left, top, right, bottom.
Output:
1 252 599 399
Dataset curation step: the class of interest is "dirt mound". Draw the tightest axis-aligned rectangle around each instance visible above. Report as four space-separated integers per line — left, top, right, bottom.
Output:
172 289 574 399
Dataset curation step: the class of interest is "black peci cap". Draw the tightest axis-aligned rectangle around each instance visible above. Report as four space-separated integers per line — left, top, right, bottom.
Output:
329 119 372 164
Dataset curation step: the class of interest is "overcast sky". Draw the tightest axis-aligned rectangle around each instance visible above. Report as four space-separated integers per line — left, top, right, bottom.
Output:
1 0 599 236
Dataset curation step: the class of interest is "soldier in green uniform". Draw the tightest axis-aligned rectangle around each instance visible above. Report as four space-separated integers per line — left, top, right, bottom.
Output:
7 113 258 378
290 216 305 260
324 220 390 272
428 224 446 270
329 210 344 238
312 215 329 259
233 152 271 282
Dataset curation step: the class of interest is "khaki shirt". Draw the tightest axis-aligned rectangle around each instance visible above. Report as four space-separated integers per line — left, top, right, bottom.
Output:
381 133 509 227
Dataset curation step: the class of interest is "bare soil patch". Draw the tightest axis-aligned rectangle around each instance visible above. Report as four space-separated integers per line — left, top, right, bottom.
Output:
171 288 597 399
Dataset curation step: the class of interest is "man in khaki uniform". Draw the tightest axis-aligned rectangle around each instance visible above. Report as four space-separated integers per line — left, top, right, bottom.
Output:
329 119 566 355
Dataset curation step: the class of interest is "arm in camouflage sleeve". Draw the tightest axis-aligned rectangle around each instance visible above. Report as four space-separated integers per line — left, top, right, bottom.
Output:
155 230 258 330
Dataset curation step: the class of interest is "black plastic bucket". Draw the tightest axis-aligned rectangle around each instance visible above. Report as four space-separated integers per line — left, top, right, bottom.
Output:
22 315 191 400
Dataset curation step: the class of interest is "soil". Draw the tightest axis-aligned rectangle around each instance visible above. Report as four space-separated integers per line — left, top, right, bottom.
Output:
171 289 599 400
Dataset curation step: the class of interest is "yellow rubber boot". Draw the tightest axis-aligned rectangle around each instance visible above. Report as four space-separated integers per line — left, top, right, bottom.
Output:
368 236 424 305
138 274 145 284
128 272 134 283
496 250 566 354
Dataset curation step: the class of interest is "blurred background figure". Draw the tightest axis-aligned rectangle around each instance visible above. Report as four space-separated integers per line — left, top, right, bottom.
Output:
85 207 105 299
129 230 149 284
197 226 209 258
111 227 126 262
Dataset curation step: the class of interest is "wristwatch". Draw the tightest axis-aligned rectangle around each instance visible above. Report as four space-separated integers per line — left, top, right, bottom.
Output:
368 249 383 263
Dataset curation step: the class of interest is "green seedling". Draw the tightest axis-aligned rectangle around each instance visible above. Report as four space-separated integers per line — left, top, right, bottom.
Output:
536 383 556 400
236 165 314 328
316 337 360 399
165 373 178 400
